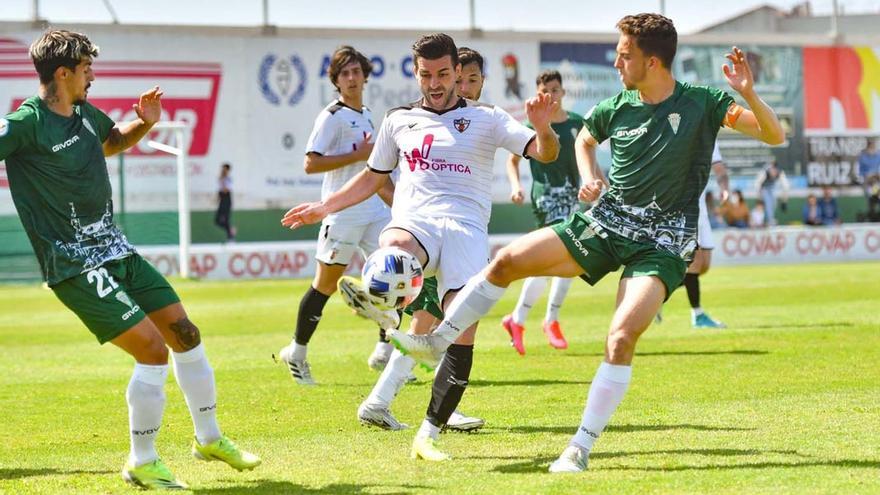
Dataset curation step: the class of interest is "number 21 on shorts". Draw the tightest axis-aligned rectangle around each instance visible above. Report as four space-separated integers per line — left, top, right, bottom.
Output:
87 267 119 298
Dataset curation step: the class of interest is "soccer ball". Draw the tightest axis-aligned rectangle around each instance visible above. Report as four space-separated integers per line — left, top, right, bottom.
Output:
361 247 424 310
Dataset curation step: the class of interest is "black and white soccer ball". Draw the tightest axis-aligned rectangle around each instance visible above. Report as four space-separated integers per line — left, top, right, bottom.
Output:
361 247 424 310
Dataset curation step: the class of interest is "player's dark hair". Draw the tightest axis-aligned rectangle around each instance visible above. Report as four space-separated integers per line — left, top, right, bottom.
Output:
412 33 458 69
458 47 483 73
30 30 99 84
616 13 677 69
328 45 372 91
536 69 562 87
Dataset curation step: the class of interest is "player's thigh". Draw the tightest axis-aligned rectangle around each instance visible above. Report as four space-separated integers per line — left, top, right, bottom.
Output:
687 249 708 274
51 262 152 346
607 276 667 363
409 310 439 335
313 262 348 295
489 227 585 285
379 219 436 271
110 317 169 365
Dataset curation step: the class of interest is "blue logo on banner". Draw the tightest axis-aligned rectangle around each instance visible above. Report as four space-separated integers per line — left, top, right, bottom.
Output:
259 54 307 106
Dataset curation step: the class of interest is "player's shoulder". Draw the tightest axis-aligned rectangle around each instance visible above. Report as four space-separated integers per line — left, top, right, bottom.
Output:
384 100 419 119
2 97 39 136
464 98 494 110
677 81 731 102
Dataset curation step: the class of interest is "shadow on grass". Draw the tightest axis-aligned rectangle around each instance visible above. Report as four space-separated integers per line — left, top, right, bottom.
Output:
487 423 754 435
564 350 769 358
488 449 876 474
469 379 590 387
194 480 427 494
0 468 114 480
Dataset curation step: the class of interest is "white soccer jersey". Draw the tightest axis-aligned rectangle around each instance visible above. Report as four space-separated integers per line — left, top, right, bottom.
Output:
305 100 389 226
368 98 535 226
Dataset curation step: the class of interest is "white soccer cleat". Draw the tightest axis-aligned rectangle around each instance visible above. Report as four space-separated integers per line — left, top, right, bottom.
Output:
445 410 485 433
338 276 400 330
548 445 589 473
276 345 316 386
386 330 448 370
367 341 394 371
357 402 409 431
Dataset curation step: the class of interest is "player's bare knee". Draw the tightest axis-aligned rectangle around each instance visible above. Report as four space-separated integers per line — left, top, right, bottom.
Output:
487 248 517 285
139 337 169 364
168 317 202 351
606 329 637 363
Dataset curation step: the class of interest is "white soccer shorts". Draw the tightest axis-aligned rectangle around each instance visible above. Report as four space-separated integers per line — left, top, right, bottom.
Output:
697 190 715 250
315 215 390 266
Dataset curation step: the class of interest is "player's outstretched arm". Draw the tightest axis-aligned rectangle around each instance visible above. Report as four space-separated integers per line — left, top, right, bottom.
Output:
574 126 607 203
103 86 163 156
281 167 387 229
722 47 784 145
506 154 525 204
524 93 560 163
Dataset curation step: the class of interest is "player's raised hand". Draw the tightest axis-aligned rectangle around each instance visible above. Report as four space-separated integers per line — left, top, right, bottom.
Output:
525 92 558 130
722 47 754 96
281 202 328 229
578 179 604 203
134 86 164 126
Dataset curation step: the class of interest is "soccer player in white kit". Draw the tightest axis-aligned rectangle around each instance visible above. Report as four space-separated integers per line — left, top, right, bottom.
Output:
281 33 560 460
277 46 392 385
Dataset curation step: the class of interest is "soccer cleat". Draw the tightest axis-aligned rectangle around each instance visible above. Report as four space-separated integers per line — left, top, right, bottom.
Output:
357 403 409 431
121 459 188 490
368 341 394 371
445 410 485 433
542 320 568 350
410 435 451 461
338 276 400 330
548 445 589 473
693 312 727 329
192 435 261 471
501 314 526 356
276 345 316 385
386 330 447 371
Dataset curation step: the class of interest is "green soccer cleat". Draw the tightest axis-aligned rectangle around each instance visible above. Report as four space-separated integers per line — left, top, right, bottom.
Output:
121 459 188 490
410 435 451 461
192 435 261 471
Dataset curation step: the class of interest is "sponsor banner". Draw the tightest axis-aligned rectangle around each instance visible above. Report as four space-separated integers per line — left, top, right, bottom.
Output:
540 43 804 176
0 32 538 215
714 224 880 264
806 135 876 186
139 226 879 280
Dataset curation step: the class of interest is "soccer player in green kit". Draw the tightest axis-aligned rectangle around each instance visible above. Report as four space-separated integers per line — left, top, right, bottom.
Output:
0 30 259 489
387 13 783 468
503 69 584 355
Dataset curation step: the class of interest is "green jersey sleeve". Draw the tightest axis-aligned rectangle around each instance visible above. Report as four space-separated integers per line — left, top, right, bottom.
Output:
706 86 735 130
83 102 116 142
583 98 614 143
0 110 32 161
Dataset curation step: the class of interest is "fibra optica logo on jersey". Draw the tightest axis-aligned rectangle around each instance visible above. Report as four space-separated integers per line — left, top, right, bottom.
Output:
259 54 307 106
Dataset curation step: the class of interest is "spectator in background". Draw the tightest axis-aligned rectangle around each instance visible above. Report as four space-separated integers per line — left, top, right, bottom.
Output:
857 140 880 220
818 186 840 225
215 162 235 241
803 193 823 226
705 191 725 229
749 199 767 228
721 190 750 228
754 160 789 226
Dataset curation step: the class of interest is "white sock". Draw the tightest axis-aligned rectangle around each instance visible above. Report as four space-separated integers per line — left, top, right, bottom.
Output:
417 419 441 441
434 275 506 343
127 363 168 467
571 362 632 452
291 342 308 361
513 277 547 324
692 307 704 317
172 344 222 445
545 277 573 322
365 350 415 408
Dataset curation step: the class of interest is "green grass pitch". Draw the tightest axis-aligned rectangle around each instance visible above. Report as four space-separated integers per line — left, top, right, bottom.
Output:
1 262 878 494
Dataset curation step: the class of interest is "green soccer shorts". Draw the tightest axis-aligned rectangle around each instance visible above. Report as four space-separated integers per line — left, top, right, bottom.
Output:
552 212 687 300
51 254 181 344
403 276 444 320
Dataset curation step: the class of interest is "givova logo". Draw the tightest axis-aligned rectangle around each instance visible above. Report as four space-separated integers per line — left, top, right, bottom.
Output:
51 135 80 153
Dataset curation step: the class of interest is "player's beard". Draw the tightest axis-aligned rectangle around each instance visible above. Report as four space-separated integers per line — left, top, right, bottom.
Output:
423 85 457 110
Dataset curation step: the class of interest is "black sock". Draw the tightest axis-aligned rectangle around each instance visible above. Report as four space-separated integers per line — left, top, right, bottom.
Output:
294 286 330 346
684 273 700 309
426 344 473 427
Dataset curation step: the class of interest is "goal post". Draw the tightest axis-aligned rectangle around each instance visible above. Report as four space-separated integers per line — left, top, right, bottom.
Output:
144 121 192 278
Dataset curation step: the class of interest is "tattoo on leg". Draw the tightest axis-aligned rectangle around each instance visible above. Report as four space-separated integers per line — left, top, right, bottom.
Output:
169 318 201 350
